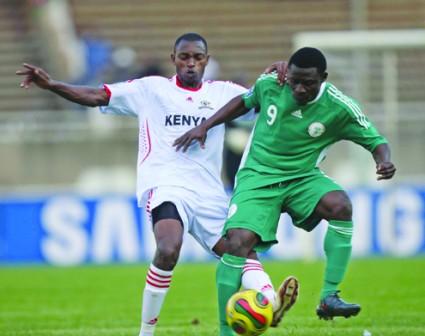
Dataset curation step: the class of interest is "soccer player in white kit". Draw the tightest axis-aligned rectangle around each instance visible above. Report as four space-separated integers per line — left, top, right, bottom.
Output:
17 33 298 335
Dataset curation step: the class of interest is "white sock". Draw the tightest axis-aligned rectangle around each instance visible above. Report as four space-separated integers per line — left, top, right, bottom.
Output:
241 259 279 312
139 264 173 336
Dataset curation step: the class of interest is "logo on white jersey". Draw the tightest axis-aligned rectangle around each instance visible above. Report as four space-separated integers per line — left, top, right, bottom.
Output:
186 97 193 102
291 110 303 119
165 115 206 126
308 122 326 137
199 100 213 109
227 203 238 219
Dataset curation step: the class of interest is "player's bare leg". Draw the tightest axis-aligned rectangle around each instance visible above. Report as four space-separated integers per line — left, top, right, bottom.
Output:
140 214 183 336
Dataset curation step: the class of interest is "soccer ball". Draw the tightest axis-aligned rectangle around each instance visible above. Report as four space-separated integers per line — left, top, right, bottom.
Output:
226 289 273 335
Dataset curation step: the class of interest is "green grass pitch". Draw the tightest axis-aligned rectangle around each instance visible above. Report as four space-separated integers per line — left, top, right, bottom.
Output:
1 258 425 336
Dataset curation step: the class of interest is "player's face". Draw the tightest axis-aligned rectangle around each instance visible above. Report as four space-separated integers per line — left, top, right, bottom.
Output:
172 40 209 89
286 65 327 106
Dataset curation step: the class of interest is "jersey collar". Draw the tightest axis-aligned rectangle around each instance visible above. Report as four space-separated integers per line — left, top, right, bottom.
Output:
308 82 326 105
175 75 204 91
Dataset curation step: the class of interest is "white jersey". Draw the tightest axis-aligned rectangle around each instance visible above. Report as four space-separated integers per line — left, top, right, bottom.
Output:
100 75 253 206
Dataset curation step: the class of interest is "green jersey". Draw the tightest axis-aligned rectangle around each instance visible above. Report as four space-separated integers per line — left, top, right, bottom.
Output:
238 72 387 191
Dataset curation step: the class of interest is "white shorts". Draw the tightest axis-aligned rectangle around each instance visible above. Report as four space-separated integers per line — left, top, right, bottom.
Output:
145 186 229 258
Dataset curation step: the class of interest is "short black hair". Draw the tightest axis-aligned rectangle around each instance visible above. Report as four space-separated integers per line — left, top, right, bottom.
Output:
288 47 327 75
174 33 208 54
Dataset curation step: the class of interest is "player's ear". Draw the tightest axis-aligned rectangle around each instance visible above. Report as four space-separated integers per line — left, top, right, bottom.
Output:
171 54 176 65
321 72 328 82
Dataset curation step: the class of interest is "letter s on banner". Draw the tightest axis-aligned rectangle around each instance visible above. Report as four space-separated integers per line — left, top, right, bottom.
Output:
41 196 89 266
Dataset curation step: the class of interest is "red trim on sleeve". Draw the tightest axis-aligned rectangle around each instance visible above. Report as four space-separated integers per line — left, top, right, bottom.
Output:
102 84 112 99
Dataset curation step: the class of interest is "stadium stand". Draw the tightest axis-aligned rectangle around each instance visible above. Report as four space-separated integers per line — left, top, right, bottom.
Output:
1 0 425 190
0 1 56 112
68 0 351 85
3 0 425 111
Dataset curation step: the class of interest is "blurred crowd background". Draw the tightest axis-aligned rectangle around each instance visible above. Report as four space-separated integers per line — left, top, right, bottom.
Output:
1 0 425 195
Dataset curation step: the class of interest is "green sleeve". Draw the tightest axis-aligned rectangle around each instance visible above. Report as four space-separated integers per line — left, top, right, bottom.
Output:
340 110 388 152
242 84 259 110
242 72 279 110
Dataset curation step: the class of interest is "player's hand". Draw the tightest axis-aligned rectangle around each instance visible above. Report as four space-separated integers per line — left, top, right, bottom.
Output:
16 63 53 90
376 161 396 180
264 61 288 86
173 124 208 152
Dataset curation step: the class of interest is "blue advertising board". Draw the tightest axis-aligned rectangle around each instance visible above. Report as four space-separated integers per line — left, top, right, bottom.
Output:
0 186 424 265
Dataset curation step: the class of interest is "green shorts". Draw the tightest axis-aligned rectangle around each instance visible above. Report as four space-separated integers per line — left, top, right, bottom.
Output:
224 172 344 252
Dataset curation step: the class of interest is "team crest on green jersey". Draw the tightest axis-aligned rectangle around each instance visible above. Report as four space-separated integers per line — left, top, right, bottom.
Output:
308 122 326 137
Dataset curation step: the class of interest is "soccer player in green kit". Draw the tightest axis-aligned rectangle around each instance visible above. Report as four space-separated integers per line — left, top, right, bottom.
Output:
174 47 396 335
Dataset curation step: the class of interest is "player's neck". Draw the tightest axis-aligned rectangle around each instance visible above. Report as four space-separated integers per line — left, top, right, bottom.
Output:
175 75 203 91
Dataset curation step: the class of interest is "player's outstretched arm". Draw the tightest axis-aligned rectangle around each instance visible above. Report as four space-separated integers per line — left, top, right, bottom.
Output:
16 63 109 107
372 143 396 180
173 94 249 152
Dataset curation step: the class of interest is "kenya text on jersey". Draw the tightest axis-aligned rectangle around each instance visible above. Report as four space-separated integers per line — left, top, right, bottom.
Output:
165 115 207 126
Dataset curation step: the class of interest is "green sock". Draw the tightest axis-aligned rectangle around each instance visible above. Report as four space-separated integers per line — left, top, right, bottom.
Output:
216 253 246 336
320 220 353 300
